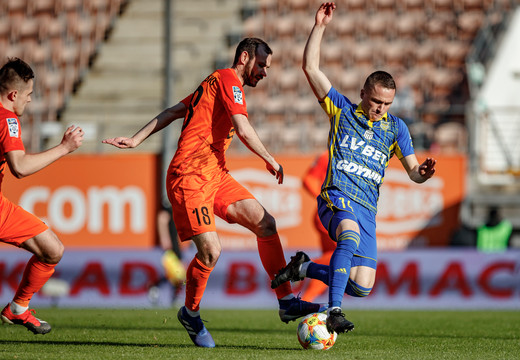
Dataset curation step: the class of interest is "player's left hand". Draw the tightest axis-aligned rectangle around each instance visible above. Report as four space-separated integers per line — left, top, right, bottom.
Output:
267 163 284 184
419 157 436 179
316 2 336 26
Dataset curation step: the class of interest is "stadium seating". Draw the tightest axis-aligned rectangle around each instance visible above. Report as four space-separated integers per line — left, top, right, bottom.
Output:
1 0 517 155
0 0 127 151
238 0 517 154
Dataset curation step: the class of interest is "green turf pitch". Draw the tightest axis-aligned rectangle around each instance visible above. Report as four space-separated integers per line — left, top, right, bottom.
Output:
1 309 519 359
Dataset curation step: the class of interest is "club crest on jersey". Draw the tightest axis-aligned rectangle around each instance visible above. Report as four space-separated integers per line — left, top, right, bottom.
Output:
7 118 19 138
363 129 374 140
381 121 389 131
232 86 243 104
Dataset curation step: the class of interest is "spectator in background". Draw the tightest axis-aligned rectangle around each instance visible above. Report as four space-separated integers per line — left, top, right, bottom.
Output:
449 222 476 247
300 150 336 302
476 206 512 252
0 58 83 334
148 203 187 305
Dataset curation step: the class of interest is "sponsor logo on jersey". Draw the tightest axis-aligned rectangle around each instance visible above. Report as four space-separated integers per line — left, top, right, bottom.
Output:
339 135 388 165
232 86 243 104
363 129 374 140
336 160 383 184
7 118 19 138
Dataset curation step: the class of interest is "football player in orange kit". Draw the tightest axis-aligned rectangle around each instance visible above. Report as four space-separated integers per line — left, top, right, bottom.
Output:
103 38 326 347
0 58 83 334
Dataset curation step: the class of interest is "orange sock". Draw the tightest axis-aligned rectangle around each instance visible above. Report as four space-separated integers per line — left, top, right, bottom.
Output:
13 255 57 307
257 234 292 299
184 256 213 312
302 251 333 302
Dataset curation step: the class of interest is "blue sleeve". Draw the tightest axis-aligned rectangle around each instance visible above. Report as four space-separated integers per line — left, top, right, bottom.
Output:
326 87 353 109
395 117 415 159
320 87 354 117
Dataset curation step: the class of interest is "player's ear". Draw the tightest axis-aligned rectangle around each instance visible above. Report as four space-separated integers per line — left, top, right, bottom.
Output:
240 51 249 65
7 89 17 102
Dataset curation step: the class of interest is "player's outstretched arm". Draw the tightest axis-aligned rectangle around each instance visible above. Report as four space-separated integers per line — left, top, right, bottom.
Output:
231 113 284 184
6 125 83 178
103 101 187 149
400 154 437 183
302 2 335 100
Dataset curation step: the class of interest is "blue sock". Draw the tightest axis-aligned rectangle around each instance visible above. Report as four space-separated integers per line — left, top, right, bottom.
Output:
345 278 372 297
329 230 359 308
306 262 330 284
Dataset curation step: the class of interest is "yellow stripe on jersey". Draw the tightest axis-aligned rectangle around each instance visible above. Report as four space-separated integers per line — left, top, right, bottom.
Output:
321 97 342 191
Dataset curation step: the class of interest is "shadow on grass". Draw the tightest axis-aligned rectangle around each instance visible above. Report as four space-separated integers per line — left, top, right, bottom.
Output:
351 330 520 341
47 324 293 334
0 339 299 351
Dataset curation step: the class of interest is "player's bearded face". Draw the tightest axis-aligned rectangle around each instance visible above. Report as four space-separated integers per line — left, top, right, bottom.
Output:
243 49 271 87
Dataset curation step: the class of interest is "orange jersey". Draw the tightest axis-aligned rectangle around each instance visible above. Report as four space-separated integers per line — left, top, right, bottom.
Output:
303 151 329 197
0 103 25 194
169 68 248 177
0 103 48 243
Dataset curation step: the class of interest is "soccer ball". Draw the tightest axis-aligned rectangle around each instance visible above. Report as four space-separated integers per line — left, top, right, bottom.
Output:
297 312 337 350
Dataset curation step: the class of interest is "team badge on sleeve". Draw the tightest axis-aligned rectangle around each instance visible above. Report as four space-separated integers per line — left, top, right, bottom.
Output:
232 86 243 104
7 118 19 138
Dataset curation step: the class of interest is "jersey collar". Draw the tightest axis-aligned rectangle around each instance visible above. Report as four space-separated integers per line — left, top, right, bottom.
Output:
355 103 388 128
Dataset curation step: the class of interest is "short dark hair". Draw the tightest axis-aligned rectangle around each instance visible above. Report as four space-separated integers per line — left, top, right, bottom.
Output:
0 58 35 95
363 71 396 92
232 38 272 67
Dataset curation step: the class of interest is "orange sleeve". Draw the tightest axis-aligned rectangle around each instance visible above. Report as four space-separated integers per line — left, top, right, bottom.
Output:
0 114 25 154
217 69 248 118
180 93 193 108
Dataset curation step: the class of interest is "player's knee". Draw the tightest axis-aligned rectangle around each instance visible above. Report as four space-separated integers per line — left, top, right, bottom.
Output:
39 234 65 264
41 245 64 264
256 211 277 236
197 246 221 268
345 278 372 297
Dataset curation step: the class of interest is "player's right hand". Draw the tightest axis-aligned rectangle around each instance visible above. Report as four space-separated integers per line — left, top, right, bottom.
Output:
102 137 137 149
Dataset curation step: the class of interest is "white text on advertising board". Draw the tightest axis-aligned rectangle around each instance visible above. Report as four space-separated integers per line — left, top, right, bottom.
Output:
18 186 146 234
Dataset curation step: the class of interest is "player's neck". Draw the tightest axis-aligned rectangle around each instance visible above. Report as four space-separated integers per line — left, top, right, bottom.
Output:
232 66 245 86
0 98 14 113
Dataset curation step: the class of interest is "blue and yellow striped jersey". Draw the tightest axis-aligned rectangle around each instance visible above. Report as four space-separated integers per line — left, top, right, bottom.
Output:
319 87 414 214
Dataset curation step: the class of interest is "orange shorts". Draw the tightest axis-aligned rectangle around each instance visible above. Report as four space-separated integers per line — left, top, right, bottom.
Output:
167 171 255 242
0 194 49 246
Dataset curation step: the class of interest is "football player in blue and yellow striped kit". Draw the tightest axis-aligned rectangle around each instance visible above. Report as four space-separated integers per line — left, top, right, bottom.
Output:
271 2 437 334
